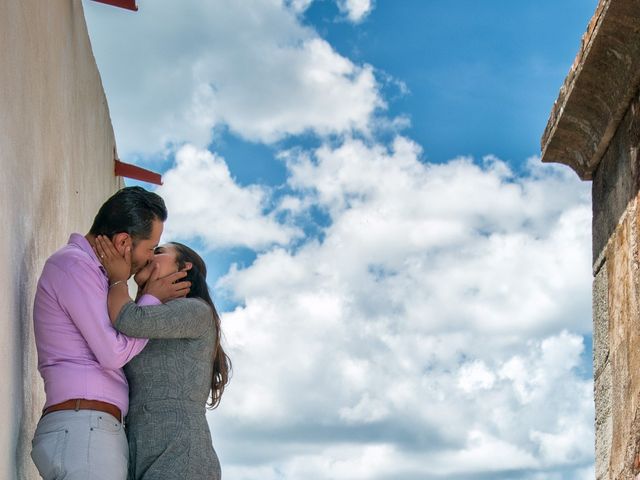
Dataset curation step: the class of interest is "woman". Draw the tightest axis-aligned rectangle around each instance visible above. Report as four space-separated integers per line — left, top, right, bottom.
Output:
94 236 231 480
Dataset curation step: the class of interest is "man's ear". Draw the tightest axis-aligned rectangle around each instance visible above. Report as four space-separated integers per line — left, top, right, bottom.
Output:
112 233 131 255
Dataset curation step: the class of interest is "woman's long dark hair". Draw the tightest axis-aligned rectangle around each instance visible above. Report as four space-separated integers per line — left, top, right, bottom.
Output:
170 242 231 409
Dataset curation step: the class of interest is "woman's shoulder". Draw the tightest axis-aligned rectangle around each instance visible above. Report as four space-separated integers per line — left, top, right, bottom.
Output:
180 298 216 338
168 297 214 318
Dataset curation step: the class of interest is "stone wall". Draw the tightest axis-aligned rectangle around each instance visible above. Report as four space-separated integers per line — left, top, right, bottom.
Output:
591 90 640 479
541 0 640 477
0 0 122 478
541 0 640 181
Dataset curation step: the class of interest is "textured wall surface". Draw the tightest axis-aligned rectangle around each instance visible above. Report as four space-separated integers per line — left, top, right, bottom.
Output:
592 93 640 263
593 263 611 480
605 205 637 479
591 88 640 479
0 1 122 478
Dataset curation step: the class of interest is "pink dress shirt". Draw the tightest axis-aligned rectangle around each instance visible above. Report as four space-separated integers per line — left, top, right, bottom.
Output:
33 233 159 416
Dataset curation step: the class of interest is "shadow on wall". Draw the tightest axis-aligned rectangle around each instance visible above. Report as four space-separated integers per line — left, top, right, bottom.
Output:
15 179 62 478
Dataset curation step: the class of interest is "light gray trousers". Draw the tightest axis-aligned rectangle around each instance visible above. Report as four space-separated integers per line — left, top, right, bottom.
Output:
31 409 128 480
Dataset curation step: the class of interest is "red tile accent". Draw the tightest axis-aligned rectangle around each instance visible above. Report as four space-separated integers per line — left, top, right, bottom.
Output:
91 0 138 12
114 160 162 185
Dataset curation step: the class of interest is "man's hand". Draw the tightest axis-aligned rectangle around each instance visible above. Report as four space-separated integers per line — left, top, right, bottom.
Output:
94 235 131 283
142 263 191 302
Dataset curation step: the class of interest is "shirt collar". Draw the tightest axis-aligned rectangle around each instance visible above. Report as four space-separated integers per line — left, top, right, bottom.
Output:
68 233 108 277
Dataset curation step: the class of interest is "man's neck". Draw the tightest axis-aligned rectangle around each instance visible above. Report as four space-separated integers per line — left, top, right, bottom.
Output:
85 233 96 249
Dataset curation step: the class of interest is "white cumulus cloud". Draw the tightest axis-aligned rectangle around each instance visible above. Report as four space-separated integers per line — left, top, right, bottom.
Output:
84 0 384 156
338 0 373 22
157 144 301 250
206 137 593 479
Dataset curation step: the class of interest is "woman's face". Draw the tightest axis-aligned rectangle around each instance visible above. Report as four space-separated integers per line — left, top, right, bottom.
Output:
133 243 179 286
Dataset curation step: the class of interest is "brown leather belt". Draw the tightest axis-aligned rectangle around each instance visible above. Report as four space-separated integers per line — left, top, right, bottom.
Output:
42 399 123 423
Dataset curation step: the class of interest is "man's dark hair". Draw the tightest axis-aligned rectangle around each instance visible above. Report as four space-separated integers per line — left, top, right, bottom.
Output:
89 186 167 241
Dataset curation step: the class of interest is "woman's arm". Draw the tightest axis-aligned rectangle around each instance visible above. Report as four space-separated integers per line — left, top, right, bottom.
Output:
115 298 213 339
94 235 191 324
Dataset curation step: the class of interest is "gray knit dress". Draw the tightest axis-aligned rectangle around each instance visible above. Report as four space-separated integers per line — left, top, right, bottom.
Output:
115 298 221 480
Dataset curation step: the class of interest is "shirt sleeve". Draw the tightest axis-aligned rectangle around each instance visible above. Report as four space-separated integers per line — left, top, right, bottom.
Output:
137 294 162 306
114 298 213 339
52 260 149 370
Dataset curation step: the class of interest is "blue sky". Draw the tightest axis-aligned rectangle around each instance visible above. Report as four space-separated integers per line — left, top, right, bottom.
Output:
211 0 599 184
86 1 597 478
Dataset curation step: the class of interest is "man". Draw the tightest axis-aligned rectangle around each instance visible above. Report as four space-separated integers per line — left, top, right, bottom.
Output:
30 186 189 479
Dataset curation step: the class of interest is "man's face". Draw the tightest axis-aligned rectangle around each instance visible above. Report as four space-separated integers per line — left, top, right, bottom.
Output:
130 219 164 274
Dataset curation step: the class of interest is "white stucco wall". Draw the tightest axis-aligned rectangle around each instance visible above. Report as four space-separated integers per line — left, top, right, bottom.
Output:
0 1 122 477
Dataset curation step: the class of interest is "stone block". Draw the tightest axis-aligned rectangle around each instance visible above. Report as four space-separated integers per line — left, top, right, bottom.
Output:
593 262 609 380
595 361 612 480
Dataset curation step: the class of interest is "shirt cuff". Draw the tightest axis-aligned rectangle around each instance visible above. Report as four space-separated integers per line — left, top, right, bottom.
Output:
136 294 162 306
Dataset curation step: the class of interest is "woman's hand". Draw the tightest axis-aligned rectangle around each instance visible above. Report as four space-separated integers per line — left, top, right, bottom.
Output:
142 263 191 302
94 235 131 283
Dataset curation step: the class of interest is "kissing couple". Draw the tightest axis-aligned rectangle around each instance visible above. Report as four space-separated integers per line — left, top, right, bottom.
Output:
31 186 230 480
